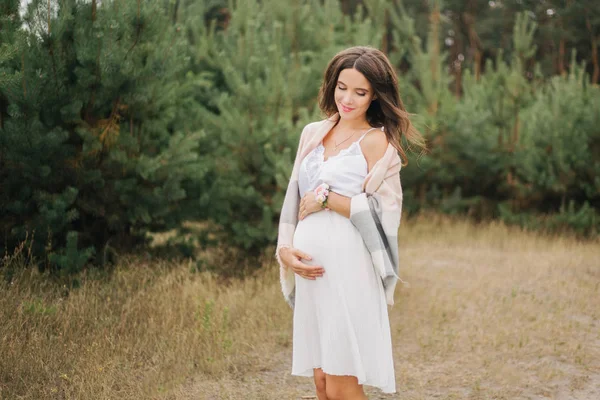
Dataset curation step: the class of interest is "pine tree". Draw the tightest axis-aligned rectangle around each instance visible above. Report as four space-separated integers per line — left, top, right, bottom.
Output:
179 0 387 256
0 0 209 273
387 5 599 235
512 53 600 228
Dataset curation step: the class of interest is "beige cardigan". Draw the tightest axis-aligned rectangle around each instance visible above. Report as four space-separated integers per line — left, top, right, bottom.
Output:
276 113 404 309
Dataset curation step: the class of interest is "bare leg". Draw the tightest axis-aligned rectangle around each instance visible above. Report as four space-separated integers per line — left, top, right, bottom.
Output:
325 374 368 400
313 368 328 400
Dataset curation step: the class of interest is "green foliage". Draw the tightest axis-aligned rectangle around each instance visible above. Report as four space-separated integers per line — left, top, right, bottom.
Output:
514 56 600 213
47 231 95 276
513 12 538 67
183 0 387 255
2 0 599 280
0 0 209 274
399 0 600 81
22 298 58 316
399 9 599 237
498 200 599 238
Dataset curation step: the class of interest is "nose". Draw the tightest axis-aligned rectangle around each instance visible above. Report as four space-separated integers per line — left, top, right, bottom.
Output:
342 93 353 105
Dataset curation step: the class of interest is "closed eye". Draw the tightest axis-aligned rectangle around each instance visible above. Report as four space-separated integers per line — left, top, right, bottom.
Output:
337 86 366 96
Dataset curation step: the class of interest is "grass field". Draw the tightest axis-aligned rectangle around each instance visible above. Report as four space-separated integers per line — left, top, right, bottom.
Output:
1 213 598 399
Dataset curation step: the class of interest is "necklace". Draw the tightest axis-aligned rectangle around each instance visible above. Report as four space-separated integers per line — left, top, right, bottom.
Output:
333 127 364 151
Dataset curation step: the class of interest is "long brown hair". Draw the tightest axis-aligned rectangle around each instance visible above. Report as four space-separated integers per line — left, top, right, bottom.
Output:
318 46 426 166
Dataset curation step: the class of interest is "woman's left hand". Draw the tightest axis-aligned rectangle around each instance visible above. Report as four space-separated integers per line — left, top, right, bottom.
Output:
298 191 324 221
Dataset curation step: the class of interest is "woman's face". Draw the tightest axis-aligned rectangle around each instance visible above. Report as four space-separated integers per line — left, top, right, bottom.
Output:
334 68 376 122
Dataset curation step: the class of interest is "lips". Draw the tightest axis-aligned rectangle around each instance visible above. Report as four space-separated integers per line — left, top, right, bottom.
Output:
340 104 354 113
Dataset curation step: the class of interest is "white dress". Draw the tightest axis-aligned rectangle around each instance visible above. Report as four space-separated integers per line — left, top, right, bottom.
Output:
291 127 396 394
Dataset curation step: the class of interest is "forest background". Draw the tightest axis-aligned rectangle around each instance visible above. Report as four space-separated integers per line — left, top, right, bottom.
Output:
1 0 599 280
2 1 600 399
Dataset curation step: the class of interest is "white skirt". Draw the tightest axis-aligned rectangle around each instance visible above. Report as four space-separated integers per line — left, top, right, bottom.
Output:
291 209 396 394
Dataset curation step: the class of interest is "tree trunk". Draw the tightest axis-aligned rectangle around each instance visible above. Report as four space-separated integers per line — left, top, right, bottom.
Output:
558 38 565 75
462 11 482 82
511 112 520 152
381 11 390 54
429 2 440 115
586 15 599 84
452 17 462 98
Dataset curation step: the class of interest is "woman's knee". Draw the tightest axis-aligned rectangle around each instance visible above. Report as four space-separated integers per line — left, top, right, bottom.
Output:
325 384 342 400
313 368 327 393
325 374 363 400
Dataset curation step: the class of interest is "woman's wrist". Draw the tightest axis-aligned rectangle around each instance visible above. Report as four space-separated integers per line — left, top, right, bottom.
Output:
314 183 331 211
277 245 292 259
322 190 351 219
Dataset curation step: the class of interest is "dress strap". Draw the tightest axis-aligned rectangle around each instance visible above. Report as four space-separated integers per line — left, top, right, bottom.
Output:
357 127 379 143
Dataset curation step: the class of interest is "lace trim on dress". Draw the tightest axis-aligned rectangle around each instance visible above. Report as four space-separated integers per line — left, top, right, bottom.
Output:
303 126 378 195
317 141 363 163
304 144 325 185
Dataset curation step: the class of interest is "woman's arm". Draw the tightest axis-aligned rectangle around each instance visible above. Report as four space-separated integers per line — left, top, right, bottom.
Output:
327 129 389 219
298 188 353 219
327 129 389 218
326 191 351 219
298 190 351 220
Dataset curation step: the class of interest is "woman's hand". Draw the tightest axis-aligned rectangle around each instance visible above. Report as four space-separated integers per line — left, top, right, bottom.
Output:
298 191 324 221
279 247 325 280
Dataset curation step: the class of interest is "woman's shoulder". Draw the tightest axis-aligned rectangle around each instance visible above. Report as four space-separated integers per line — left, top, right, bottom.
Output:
303 115 334 132
299 116 333 141
300 120 322 135
360 128 389 166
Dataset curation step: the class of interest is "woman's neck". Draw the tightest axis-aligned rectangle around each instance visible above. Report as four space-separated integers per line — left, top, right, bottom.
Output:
335 115 371 131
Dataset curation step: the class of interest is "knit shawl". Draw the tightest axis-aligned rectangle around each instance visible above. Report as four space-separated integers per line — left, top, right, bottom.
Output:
275 113 404 309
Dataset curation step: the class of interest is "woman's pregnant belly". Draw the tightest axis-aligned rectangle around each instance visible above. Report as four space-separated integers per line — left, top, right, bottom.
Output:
292 209 379 296
292 210 365 262
293 212 330 261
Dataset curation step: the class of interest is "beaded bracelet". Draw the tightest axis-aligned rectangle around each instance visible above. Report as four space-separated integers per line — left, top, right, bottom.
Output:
314 183 330 210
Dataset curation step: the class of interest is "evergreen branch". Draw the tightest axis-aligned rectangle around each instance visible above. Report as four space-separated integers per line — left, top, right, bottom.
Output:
21 52 26 99
98 96 121 150
47 0 51 35
585 12 599 84
84 0 101 124
48 45 59 93
126 0 142 59
159 26 179 73
0 44 17 64
44 0 59 94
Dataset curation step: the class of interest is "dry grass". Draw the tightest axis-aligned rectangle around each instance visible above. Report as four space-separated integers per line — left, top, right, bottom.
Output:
1 213 598 400
0 253 287 399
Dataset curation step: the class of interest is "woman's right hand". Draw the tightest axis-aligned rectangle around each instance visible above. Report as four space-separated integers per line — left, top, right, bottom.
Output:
279 247 325 280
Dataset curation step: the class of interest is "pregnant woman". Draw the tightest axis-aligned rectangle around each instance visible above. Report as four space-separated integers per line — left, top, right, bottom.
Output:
276 46 425 400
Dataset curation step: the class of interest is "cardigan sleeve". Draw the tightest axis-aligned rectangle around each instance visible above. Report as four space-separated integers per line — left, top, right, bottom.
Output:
348 155 403 306
275 122 312 269
275 122 315 309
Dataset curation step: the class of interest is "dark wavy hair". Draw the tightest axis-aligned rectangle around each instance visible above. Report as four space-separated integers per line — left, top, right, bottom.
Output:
318 46 426 166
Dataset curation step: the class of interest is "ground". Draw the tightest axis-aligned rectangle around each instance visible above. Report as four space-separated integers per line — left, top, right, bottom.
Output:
2 215 598 400
162 216 600 400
